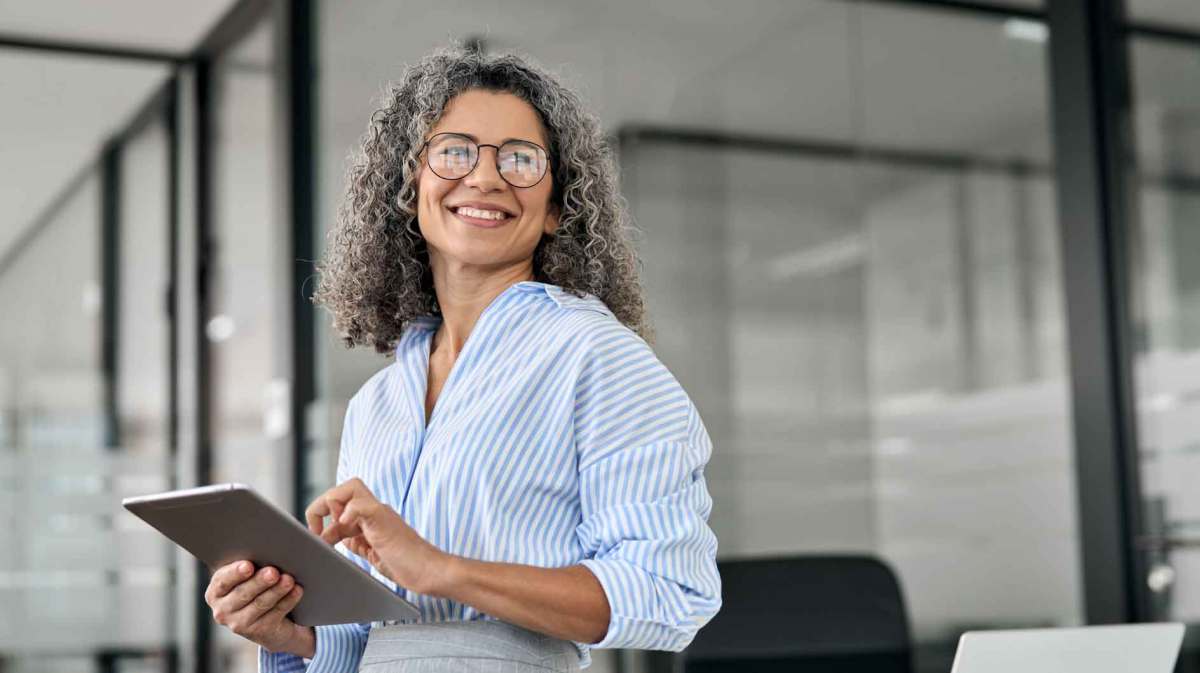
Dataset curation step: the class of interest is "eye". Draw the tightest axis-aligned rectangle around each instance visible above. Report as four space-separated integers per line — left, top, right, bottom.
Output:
432 143 475 170
500 147 543 173
504 151 532 167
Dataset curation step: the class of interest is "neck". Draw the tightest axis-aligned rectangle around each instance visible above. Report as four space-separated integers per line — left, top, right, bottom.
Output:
429 259 536 356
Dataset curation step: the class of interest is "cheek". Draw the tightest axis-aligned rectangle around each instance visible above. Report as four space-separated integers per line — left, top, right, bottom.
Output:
417 174 451 215
517 186 554 221
416 178 449 242
529 195 558 236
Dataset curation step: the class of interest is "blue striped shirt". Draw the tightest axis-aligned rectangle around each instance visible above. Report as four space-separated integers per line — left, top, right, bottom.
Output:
260 280 721 672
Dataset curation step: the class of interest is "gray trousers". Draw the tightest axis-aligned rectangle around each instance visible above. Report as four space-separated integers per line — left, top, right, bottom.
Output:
358 620 582 673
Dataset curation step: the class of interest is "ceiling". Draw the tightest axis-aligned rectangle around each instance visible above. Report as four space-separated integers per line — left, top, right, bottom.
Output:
0 1 235 51
0 0 236 266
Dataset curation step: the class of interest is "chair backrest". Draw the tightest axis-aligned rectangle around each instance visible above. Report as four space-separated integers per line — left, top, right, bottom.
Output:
682 555 913 673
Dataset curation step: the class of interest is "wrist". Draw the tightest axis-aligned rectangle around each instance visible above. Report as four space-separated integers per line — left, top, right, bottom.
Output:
426 552 467 599
285 624 316 659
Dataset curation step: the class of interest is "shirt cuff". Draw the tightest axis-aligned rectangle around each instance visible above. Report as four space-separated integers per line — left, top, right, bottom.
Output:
579 558 703 652
307 624 369 673
258 646 308 673
257 624 368 673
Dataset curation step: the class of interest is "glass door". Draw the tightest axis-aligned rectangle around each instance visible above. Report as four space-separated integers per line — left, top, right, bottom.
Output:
1126 19 1200 672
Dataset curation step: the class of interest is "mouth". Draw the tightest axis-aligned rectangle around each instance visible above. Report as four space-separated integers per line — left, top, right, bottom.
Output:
447 204 516 228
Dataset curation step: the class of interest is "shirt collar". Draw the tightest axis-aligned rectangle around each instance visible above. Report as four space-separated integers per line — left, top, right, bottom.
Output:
396 280 611 354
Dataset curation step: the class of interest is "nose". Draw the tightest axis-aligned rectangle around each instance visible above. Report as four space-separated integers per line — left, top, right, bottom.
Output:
462 145 507 193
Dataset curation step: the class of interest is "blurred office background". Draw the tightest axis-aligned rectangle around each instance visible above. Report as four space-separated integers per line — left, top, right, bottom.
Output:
1 0 1198 672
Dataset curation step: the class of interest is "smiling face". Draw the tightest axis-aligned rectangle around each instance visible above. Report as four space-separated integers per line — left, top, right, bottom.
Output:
415 89 559 281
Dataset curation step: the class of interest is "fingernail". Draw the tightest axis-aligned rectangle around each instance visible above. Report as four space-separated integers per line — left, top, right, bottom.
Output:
239 562 252 575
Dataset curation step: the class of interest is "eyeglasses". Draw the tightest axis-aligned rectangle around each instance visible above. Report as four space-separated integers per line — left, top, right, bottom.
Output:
419 132 550 189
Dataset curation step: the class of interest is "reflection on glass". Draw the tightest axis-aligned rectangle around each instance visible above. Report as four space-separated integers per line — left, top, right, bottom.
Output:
210 17 285 494
0 172 103 659
858 4 1052 164
116 112 176 661
1128 0 1200 30
630 136 1079 646
1130 36 1200 642
119 118 172 459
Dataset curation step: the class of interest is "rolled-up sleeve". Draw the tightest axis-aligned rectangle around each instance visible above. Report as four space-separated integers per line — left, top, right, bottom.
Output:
573 324 722 652
259 398 373 673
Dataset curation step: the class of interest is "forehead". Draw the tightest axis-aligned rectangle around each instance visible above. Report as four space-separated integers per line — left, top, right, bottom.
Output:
430 89 548 147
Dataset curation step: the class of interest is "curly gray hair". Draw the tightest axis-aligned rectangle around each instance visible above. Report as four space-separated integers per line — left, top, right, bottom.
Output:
313 45 651 354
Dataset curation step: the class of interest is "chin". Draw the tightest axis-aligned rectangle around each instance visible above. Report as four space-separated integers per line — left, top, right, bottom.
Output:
438 239 520 268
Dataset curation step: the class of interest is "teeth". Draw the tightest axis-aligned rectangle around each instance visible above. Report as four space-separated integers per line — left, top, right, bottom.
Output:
456 206 509 221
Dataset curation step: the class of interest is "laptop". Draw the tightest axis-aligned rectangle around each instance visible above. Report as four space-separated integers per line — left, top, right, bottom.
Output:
951 623 1185 673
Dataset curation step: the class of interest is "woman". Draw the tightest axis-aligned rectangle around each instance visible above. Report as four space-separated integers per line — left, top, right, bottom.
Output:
203 46 721 672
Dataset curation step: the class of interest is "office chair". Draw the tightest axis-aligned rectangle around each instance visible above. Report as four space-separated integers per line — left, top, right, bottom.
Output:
680 555 913 673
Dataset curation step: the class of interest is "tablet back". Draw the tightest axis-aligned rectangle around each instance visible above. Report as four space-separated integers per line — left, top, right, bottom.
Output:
124 483 419 626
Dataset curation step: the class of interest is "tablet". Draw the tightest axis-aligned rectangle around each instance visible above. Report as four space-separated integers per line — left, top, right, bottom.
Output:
123 483 420 627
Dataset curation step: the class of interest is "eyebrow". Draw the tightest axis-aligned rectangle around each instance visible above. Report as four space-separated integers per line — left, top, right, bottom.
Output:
447 132 542 147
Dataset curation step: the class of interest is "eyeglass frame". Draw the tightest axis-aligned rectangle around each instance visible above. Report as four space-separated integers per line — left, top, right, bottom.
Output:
417 132 552 189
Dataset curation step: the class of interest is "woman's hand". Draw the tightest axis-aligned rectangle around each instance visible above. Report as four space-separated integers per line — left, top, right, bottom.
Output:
306 478 453 596
204 560 315 657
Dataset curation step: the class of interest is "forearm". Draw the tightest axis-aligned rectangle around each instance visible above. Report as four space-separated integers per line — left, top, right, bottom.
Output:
432 556 610 644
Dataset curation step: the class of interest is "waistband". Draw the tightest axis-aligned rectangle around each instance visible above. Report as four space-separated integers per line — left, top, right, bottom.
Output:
360 619 581 673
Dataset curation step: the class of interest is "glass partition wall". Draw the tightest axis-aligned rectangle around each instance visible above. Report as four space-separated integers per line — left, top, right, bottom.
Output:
1127 3 1200 668
626 137 1075 641
316 1 1076 670
0 53 177 673
618 3 1077 655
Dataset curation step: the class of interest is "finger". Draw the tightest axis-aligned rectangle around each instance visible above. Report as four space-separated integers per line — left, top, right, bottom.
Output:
329 498 346 530
346 535 371 559
305 482 357 535
339 497 380 528
339 498 395 551
231 571 296 624
337 498 358 526
348 478 383 506
261 584 305 625
331 478 377 506
222 565 281 612
305 497 330 536
326 479 361 502
320 495 367 545
320 512 361 546
208 560 255 602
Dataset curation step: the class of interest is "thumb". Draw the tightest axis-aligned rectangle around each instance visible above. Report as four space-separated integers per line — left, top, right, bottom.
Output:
346 534 371 558
339 498 378 530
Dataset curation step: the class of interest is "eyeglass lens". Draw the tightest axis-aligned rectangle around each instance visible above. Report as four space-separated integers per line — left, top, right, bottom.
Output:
426 133 548 188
